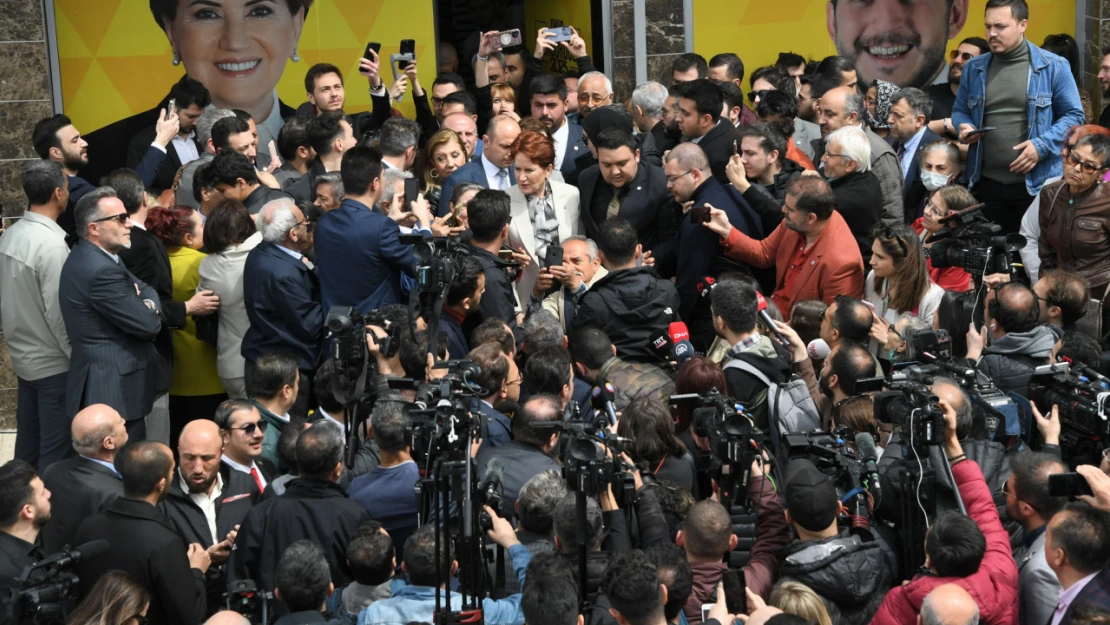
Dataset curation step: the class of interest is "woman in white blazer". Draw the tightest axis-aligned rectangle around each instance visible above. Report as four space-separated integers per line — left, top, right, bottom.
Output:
506 130 582 307
197 201 263 399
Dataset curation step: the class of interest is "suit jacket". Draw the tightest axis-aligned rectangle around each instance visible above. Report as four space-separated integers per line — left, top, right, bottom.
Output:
721 210 865 317
1014 530 1059 625
506 180 582 307
578 162 678 273
60 240 162 421
437 157 515 218
243 184 293 215
120 227 187 394
1062 567 1110 625
127 125 200 193
558 121 589 178
694 121 741 186
40 456 123 555
900 128 944 223
75 498 207 625
793 118 821 160
241 241 323 372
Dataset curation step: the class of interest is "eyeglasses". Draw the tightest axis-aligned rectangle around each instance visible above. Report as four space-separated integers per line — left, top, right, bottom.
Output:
874 222 908 256
507 373 523 386
93 212 130 225
229 420 267 436
747 89 770 103
293 217 312 229
924 199 946 217
998 478 1040 512
1066 151 1103 174
666 169 694 184
1063 142 1078 155
950 50 976 62
823 152 848 160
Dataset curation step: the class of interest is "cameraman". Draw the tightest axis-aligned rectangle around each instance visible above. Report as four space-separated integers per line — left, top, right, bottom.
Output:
777 458 895 625
869 394 1019 625
967 282 1060 397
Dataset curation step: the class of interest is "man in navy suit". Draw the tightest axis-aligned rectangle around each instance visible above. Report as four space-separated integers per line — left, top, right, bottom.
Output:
888 88 943 223
59 188 162 439
314 147 429 313
530 73 587 179
241 198 323 381
467 343 519 447
437 256 486 361
1045 502 1110 625
437 116 522 217
675 79 740 187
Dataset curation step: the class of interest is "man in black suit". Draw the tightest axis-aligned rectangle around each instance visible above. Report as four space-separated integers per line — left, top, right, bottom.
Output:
209 151 291 215
579 127 677 276
888 88 943 223
59 188 162 439
631 81 677 155
126 76 210 193
109 169 219 444
241 198 323 398
474 395 563 519
675 79 739 186
529 73 587 179
40 404 126 555
0 460 50 596
75 441 211 625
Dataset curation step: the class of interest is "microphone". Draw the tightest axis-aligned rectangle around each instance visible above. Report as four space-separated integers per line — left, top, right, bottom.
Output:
806 338 831 360
592 383 619 426
493 400 521 421
668 322 695 365
756 292 785 342
482 457 506 484
855 432 882 500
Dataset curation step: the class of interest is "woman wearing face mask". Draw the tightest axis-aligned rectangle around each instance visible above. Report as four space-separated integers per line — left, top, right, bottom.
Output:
910 184 976 292
865 223 945 358
1019 124 1110 282
1038 132 1110 337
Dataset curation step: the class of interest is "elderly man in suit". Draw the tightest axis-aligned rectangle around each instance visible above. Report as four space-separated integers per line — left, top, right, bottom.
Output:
578 127 677 275
1006 450 1066 625
437 116 522 217
705 175 864 317
40 404 127 554
59 187 163 439
887 88 944 223
241 198 323 391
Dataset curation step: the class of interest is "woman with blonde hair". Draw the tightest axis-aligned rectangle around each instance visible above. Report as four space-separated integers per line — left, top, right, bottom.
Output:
68 570 151 625
421 129 469 215
770 581 833 625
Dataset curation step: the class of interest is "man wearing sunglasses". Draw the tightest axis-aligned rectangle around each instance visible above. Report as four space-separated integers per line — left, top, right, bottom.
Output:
215 399 275 494
925 38 989 129
59 187 162 441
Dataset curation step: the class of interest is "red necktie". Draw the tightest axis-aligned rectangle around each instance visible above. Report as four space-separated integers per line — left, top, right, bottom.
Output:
250 466 264 493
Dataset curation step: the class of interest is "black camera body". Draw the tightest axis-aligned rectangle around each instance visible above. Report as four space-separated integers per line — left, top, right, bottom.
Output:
784 427 871 526
400 232 472 293
926 205 1027 285
1028 363 1110 464
405 360 484 464
226 580 272 625
533 407 636 503
671 389 762 510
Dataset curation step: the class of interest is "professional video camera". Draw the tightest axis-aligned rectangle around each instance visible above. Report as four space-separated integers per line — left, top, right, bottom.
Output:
405 359 484 465
326 307 399 396
1028 362 1110 465
783 427 877 529
2 540 108 625
226 580 272 625
400 231 473 293
926 203 1027 286
670 388 762 513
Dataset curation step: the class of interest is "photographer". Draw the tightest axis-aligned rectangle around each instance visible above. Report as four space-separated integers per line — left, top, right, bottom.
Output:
1006 451 1066 625
968 282 1060 397
777 458 894 625
617 399 695 494
869 393 1018 625
437 256 486 360
475 395 563 518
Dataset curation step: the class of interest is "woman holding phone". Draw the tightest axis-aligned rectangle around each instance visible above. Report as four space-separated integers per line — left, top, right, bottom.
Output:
864 222 944 356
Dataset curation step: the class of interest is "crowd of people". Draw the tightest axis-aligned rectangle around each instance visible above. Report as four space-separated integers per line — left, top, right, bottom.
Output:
8 0 1110 624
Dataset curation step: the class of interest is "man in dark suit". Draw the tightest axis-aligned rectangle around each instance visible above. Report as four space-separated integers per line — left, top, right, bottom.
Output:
437 257 486 360
126 76 210 193
40 404 126 555
209 150 291 215
59 188 162 439
664 143 762 352
314 147 426 314
0 460 50 596
1046 502 1110 625
579 127 677 276
474 395 562 520
675 79 740 186
241 198 323 384
888 88 943 223
32 114 95 242
529 73 587 179
437 116 521 217
468 343 518 447
75 441 211 625
109 169 219 444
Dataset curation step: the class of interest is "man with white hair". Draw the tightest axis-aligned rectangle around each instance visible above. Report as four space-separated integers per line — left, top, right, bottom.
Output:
241 197 323 380
631 81 669 135
820 125 883 265
577 71 614 119
178 108 237 209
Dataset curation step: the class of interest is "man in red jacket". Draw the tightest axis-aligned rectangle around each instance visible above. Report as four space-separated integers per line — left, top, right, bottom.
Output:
869 390 1019 625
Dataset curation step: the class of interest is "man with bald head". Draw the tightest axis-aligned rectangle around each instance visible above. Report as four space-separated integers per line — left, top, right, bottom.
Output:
159 419 260 617
40 404 126 554
442 112 480 160
663 143 762 351
919 584 980 625
205 612 251 625
815 86 903 225
970 281 1060 397
437 116 522 217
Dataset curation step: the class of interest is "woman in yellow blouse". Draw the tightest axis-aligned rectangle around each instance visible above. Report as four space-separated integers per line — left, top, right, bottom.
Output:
146 205 226 445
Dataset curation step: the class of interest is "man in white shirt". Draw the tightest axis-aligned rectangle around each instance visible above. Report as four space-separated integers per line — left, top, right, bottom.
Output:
215 400 273 493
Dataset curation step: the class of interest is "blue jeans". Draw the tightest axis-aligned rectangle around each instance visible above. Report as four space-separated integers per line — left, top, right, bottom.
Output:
15 373 70 471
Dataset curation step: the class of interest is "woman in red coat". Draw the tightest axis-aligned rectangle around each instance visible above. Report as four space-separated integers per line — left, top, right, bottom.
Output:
912 184 976 293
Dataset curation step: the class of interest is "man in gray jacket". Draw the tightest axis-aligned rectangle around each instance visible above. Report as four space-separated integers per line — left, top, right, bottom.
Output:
1007 449 1067 625
969 282 1062 397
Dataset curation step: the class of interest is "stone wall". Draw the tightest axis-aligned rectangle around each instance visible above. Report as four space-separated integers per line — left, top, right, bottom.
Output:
610 0 687 102
0 0 54 429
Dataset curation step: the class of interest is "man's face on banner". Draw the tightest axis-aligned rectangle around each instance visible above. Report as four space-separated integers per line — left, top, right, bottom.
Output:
827 0 969 88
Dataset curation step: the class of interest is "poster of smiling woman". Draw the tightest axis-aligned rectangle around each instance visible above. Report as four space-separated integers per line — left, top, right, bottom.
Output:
53 0 436 184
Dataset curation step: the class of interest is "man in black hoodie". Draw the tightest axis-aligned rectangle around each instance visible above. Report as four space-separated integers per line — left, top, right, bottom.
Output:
572 217 681 366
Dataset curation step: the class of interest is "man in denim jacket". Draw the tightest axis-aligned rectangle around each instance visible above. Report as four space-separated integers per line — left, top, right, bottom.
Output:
951 0 1084 235
358 507 530 625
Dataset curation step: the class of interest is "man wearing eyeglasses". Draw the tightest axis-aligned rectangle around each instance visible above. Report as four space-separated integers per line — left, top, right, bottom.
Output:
925 38 990 130
215 400 275 493
59 187 162 440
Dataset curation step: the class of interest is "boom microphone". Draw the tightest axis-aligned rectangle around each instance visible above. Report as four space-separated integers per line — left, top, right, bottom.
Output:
806 338 831 360
483 457 506 484
756 292 785 342
854 432 882 501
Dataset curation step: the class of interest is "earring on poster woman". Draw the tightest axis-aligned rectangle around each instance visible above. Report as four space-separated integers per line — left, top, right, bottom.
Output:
292 48 301 63
172 52 180 66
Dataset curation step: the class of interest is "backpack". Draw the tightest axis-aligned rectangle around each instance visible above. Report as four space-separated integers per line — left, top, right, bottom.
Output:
723 359 822 457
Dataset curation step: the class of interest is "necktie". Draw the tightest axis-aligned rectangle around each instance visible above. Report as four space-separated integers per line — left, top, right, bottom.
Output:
496 169 509 190
896 143 907 159
249 466 264 493
606 189 622 220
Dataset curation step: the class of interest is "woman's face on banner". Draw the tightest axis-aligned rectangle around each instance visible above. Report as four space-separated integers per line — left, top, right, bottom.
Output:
164 0 304 111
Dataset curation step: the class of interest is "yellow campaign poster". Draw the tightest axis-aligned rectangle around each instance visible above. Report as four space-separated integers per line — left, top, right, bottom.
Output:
54 0 437 134
693 0 1074 90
